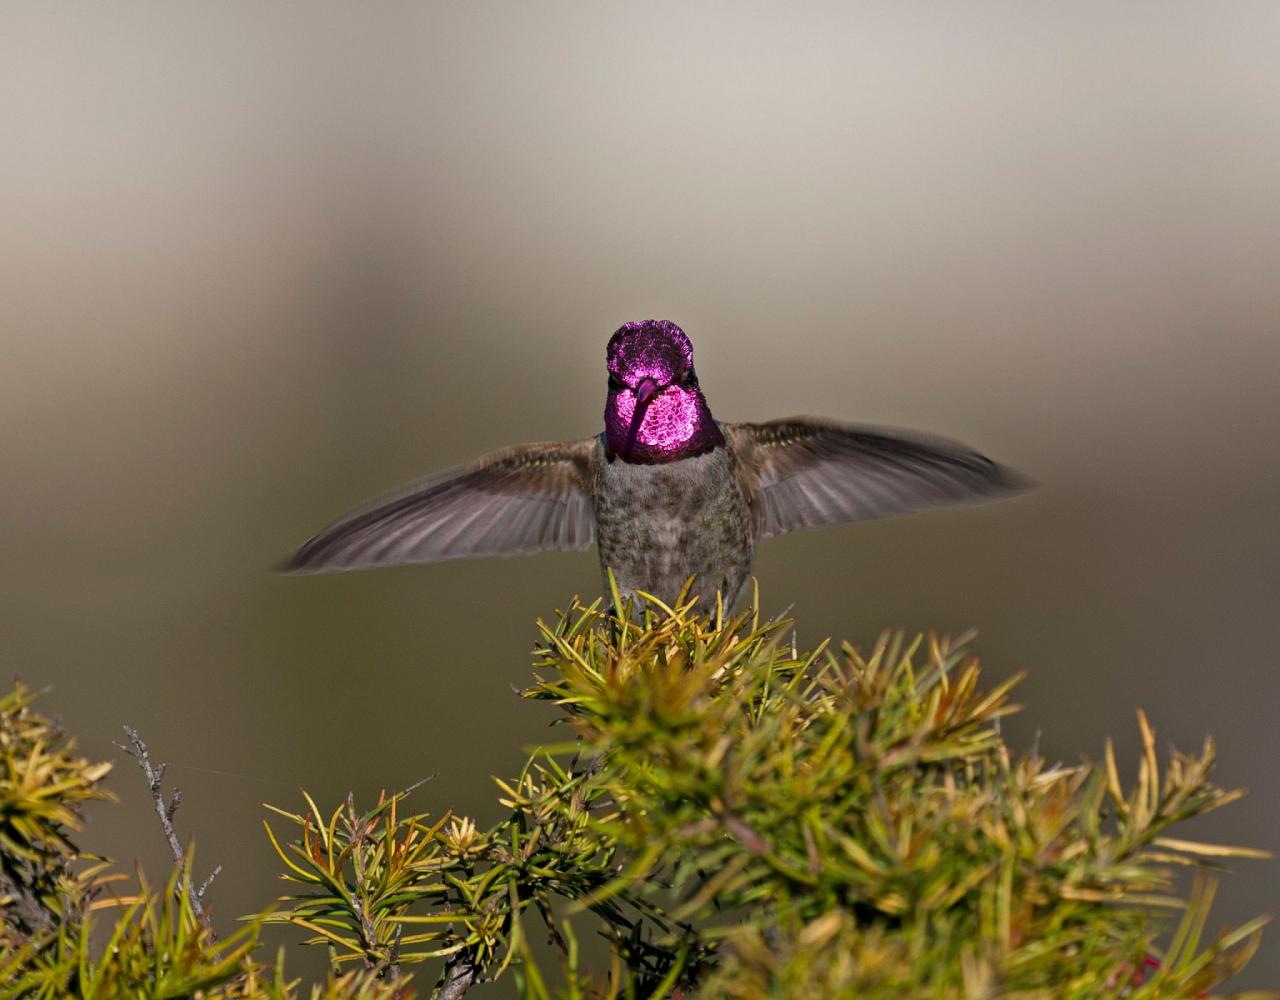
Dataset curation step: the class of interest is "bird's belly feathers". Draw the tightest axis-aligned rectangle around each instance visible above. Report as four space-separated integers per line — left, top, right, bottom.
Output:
592 444 753 611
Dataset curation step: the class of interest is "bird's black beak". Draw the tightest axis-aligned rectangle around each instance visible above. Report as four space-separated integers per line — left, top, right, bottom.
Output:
634 377 660 407
624 377 663 456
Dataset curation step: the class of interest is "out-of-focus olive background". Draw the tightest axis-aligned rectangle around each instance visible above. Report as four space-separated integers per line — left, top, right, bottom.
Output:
4 1 1277 989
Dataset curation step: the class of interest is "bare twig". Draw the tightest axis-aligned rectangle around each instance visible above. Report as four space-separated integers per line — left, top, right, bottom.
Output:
115 726 216 935
197 865 222 901
436 950 478 1000
386 924 403 983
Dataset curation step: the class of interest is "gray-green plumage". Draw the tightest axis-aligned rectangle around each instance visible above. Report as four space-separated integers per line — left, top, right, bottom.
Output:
591 441 752 610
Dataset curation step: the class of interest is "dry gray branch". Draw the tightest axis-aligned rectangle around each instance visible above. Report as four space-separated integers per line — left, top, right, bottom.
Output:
0 867 53 936
115 726 217 935
435 951 478 1000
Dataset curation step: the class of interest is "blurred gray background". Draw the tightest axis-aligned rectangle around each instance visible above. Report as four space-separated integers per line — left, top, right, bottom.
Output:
3 1 1277 990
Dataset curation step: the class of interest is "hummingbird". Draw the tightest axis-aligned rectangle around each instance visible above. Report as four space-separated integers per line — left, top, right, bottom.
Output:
283 320 1026 611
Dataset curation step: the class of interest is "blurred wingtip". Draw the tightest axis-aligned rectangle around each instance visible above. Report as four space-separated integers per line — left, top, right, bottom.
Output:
996 463 1037 496
270 552 304 575
271 544 329 576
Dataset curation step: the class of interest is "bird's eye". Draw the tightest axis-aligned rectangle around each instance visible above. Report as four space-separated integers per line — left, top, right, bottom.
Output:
680 368 698 387
607 373 624 392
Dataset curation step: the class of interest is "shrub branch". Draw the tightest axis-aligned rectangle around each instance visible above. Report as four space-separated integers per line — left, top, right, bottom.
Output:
0 591 1271 999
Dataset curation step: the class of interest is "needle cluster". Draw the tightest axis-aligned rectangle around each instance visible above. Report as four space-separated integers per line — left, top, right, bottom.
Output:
0 592 1272 998
254 587 1277 998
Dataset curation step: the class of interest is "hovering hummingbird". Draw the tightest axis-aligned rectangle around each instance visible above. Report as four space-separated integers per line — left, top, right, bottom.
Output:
283 320 1026 611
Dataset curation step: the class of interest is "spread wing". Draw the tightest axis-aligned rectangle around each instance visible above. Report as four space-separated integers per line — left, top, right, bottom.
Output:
724 418 1029 542
281 438 598 573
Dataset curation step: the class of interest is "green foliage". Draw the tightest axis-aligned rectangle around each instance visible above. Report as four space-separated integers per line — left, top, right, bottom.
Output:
1 860 262 999
0 683 113 940
0 682 263 998
0 591 1273 998
0 684 411 999
259 591 1273 999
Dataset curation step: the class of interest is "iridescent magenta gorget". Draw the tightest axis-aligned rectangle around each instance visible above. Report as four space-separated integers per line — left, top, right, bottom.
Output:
603 320 725 464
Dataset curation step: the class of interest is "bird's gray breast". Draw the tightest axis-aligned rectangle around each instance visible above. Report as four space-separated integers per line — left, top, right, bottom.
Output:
591 442 753 611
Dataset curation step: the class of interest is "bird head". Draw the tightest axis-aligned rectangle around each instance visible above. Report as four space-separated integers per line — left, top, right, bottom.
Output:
604 320 722 463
